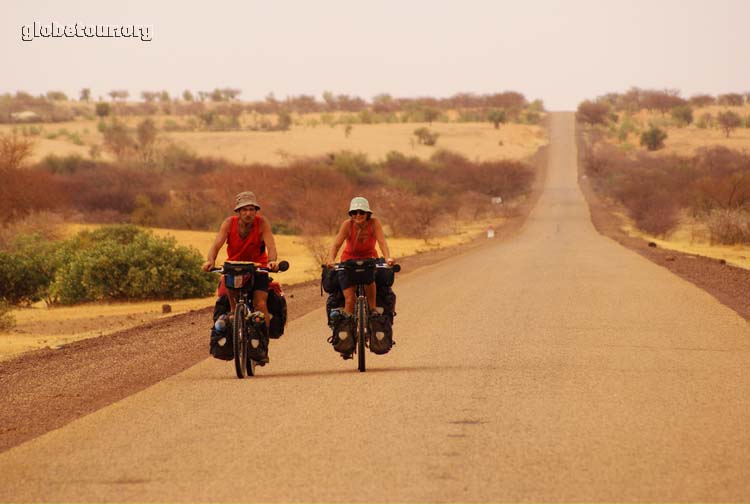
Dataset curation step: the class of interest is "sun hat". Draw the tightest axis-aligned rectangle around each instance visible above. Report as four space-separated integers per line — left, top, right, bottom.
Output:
348 196 371 214
234 191 260 211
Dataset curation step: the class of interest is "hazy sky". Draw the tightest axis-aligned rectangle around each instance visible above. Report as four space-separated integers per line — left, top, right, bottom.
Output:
4 0 749 110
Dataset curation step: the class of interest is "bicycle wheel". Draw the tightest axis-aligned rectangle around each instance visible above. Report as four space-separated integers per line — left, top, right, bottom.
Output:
356 296 367 372
233 303 248 379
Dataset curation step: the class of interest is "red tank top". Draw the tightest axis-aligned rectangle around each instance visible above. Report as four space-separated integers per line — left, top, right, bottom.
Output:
341 220 377 261
226 215 268 265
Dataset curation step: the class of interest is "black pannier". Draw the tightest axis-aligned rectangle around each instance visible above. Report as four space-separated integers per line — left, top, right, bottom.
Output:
369 314 393 354
210 296 233 360
267 282 287 339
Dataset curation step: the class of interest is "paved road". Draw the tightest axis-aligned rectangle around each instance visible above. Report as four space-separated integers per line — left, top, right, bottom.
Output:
1 112 749 502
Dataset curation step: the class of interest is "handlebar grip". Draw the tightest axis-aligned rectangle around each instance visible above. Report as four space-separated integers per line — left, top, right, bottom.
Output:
278 260 290 272
392 264 401 273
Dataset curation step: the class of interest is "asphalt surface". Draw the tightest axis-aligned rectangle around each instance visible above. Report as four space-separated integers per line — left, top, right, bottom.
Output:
1 112 749 502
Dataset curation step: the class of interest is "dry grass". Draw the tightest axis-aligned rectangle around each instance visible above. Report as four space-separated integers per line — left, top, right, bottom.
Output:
165 122 546 164
1 115 546 165
625 105 750 156
619 212 750 269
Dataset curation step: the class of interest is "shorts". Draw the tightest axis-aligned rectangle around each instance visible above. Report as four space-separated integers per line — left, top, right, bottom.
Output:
337 268 374 291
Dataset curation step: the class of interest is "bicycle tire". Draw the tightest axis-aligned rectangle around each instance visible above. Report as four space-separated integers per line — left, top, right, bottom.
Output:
357 296 367 372
233 303 248 379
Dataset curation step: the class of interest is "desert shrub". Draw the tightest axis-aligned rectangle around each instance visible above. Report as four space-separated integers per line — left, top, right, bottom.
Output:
413 127 439 146
696 113 714 129
689 94 715 107
577 100 611 125
95 102 111 117
0 300 14 330
640 126 667 151
705 209 750 244
49 225 213 304
625 191 680 235
671 105 693 127
0 131 35 170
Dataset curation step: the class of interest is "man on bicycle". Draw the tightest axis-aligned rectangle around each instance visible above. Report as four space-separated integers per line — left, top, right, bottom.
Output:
202 191 279 362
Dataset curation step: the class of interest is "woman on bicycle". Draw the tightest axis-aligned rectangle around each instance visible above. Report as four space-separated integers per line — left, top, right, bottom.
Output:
203 191 279 362
325 196 395 317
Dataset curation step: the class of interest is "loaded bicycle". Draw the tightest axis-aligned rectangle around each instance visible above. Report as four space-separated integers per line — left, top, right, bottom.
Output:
212 260 289 378
330 258 400 372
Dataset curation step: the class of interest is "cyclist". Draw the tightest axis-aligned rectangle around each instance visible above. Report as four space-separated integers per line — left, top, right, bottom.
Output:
325 196 395 318
202 191 279 362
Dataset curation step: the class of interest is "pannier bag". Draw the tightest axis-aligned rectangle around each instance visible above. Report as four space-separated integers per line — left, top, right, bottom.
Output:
210 311 234 361
331 315 356 354
369 314 393 355
321 266 340 294
267 281 287 339
223 261 256 290
343 261 375 285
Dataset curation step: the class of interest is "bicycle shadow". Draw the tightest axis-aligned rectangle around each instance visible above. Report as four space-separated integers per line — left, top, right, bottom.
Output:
208 363 488 380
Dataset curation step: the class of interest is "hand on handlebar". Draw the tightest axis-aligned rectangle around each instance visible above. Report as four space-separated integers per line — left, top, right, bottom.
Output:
386 257 395 266
267 260 279 272
201 261 214 272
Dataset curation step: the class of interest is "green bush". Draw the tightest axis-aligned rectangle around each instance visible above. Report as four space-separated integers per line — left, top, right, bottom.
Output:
0 300 14 331
640 126 668 151
49 225 214 304
0 234 58 305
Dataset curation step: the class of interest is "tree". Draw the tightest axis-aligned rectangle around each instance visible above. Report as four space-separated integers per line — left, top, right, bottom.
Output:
141 91 158 103
136 118 158 165
487 109 508 129
423 107 440 125
46 91 68 101
640 125 667 151
182 90 194 102
108 90 129 102
718 93 744 107
79 88 91 102
276 111 292 131
576 100 610 125
689 94 715 107
717 110 742 138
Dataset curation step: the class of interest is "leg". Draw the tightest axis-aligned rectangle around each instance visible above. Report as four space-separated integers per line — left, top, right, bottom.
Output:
365 282 377 312
252 289 270 328
343 286 355 315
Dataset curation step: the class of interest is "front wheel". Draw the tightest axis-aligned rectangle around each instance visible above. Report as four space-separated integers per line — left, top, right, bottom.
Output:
233 303 252 379
356 297 367 372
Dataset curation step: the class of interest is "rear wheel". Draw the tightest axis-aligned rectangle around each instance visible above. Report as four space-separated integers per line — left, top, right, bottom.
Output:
356 296 367 372
233 303 248 379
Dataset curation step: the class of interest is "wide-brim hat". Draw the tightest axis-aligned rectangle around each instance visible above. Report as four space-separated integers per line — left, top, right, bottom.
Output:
348 196 371 214
234 191 260 211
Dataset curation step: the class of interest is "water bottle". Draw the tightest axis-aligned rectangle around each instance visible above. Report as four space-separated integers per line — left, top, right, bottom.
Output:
214 314 228 332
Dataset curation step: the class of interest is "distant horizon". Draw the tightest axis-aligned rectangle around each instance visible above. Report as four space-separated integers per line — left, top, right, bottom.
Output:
3 86 746 113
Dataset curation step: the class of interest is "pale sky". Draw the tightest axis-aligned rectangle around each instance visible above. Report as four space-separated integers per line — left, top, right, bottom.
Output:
4 0 749 110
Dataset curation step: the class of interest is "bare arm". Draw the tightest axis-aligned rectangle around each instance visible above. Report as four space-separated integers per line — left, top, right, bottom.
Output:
202 218 231 271
326 220 350 266
260 216 279 270
372 218 394 265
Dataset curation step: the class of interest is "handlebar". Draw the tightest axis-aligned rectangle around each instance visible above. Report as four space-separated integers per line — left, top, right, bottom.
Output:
326 258 401 273
210 260 289 274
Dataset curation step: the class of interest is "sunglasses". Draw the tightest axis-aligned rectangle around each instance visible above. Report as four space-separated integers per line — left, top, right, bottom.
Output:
349 210 368 216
